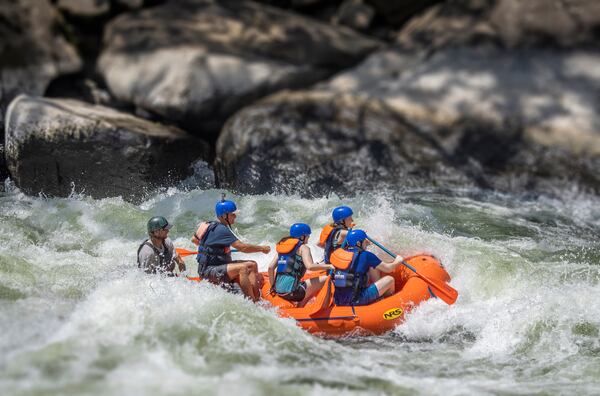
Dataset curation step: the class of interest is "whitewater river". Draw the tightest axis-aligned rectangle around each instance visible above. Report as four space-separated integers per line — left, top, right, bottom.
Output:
1 180 599 395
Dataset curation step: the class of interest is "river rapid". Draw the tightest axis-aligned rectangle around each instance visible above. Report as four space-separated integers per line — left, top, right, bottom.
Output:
1 180 599 396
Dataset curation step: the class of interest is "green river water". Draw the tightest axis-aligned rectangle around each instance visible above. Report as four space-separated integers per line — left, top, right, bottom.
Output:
1 180 599 395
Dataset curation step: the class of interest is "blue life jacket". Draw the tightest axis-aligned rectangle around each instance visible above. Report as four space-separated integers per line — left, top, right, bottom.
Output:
330 247 368 304
274 238 306 295
196 221 231 265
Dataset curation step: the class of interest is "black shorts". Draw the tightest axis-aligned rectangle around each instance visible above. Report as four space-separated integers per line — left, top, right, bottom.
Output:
199 264 231 284
278 281 307 302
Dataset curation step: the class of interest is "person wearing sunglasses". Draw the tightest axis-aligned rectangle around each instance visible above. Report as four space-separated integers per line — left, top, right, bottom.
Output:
192 199 270 302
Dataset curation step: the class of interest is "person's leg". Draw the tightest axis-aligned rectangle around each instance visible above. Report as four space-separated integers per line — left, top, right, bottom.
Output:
247 267 260 301
298 276 328 307
373 275 395 298
226 262 258 301
233 260 261 300
368 267 382 283
280 281 307 305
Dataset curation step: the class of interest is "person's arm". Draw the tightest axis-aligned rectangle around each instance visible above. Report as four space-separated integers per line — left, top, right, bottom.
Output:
267 255 277 291
191 226 202 245
175 254 186 273
165 239 186 273
335 229 349 245
231 240 271 254
375 255 404 273
301 245 334 272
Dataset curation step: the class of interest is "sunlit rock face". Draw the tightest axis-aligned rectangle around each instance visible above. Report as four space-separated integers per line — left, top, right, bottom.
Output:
216 91 476 196
216 0 600 196
5 95 210 200
98 0 381 137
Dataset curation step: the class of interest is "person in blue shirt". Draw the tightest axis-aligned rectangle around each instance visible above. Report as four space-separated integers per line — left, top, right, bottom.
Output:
192 199 270 302
330 229 404 306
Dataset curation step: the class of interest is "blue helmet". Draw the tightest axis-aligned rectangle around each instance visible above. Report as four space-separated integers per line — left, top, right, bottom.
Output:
346 229 367 246
290 223 311 238
332 206 353 223
215 200 237 217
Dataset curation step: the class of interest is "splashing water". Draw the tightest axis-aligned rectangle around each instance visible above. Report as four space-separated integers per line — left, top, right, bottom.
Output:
1 180 599 395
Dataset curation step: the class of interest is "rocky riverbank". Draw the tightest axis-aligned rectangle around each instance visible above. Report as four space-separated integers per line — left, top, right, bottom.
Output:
2 0 599 199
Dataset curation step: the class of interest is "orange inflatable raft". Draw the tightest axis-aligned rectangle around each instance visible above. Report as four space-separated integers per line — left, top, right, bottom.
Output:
260 254 451 336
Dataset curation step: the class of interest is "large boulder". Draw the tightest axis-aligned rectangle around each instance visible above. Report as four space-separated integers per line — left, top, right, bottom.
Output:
367 0 442 26
98 0 381 136
216 91 476 195
0 0 81 133
57 0 111 18
0 143 7 182
216 0 600 196
396 0 600 49
5 95 210 200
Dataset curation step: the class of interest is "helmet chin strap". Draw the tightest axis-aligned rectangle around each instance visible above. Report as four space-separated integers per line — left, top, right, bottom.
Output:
223 214 244 241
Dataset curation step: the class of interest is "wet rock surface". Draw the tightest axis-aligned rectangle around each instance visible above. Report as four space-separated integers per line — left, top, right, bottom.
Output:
5 96 209 200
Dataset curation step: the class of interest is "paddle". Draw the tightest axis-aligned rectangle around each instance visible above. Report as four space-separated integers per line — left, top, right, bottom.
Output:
176 247 238 257
366 237 458 305
305 276 333 315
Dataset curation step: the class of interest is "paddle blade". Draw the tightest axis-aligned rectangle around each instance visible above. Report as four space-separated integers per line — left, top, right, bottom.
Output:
417 272 458 305
176 248 197 257
307 277 333 315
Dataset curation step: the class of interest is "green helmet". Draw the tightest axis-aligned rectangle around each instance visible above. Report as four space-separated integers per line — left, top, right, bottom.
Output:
147 216 172 233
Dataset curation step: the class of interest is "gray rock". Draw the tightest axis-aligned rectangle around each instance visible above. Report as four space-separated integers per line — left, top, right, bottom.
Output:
333 0 375 31
116 0 145 10
216 0 600 196
57 0 111 17
396 0 600 49
216 91 475 196
0 143 7 182
367 0 442 26
98 0 381 136
327 48 600 160
0 0 82 136
5 95 210 200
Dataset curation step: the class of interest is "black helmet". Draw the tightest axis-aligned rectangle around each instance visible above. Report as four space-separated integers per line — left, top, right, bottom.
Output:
147 216 172 233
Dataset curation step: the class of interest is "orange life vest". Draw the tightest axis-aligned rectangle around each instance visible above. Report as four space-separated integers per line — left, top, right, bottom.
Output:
330 248 355 270
276 238 301 254
319 224 335 246
330 247 367 302
319 223 348 263
194 222 210 244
